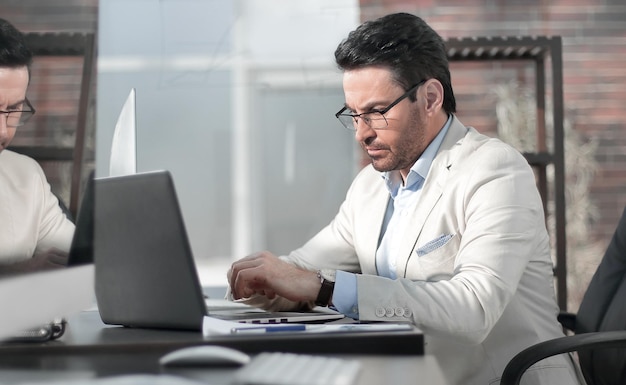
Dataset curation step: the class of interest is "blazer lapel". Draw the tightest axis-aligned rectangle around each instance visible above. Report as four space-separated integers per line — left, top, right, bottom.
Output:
395 116 469 278
359 179 391 275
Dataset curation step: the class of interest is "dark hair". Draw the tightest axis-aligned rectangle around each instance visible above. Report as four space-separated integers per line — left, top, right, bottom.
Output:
335 13 456 114
0 18 33 69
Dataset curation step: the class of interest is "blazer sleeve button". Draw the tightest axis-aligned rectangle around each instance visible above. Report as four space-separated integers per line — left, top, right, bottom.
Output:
375 307 386 317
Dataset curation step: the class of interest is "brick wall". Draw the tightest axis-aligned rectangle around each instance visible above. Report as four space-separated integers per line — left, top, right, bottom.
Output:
0 0 97 32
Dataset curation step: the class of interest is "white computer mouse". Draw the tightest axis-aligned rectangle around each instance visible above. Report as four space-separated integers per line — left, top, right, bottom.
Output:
159 345 251 367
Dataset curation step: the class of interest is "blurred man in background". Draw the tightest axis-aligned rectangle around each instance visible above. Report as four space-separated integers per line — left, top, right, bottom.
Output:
0 18 74 276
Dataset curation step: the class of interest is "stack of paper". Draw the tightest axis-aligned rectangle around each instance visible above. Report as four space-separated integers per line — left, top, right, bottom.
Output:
202 316 413 337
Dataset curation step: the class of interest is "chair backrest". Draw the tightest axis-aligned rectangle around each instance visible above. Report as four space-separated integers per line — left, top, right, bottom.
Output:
575 206 626 384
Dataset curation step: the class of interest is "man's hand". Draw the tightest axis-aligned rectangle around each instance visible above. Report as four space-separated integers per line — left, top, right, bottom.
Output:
0 249 69 277
227 251 321 303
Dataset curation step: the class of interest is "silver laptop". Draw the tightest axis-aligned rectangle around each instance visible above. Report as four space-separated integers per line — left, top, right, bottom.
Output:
94 170 343 331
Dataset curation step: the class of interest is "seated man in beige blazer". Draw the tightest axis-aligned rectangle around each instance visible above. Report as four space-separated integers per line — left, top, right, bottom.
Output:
0 18 74 276
228 13 580 385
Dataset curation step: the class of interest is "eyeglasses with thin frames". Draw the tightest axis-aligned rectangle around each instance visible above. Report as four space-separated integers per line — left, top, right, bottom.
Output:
0 98 36 128
335 79 426 131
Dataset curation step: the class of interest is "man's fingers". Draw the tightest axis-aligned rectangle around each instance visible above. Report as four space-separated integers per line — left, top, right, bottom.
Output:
47 252 69 266
232 264 269 300
32 249 69 268
228 251 280 300
229 256 268 298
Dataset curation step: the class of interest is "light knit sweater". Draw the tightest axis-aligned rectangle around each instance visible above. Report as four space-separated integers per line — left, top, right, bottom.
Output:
0 150 74 264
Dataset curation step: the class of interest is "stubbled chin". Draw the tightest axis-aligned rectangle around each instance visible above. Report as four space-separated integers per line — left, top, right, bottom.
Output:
370 158 392 172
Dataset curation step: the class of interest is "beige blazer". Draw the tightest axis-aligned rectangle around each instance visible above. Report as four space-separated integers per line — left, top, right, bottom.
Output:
0 150 74 264
244 117 580 385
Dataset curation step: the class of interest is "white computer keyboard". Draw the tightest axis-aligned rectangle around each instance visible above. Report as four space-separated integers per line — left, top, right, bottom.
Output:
231 352 361 385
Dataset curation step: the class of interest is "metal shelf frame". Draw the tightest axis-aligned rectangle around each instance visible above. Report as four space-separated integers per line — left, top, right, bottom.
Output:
10 32 96 219
445 36 567 310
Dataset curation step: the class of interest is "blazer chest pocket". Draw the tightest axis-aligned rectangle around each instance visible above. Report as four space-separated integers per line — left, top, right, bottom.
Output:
407 233 459 281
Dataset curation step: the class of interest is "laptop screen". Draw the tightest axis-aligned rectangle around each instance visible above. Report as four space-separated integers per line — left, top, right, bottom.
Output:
109 88 137 177
67 171 95 266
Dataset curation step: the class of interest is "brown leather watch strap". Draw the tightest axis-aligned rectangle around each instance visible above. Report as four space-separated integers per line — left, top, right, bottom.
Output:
315 270 335 307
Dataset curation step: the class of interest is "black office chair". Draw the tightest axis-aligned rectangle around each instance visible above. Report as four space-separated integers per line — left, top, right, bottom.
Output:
501 206 626 385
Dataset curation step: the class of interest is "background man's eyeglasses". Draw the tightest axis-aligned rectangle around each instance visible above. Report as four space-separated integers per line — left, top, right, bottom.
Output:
335 79 426 131
1 98 36 127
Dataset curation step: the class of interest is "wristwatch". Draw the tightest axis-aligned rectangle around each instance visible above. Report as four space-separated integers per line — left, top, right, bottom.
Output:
314 269 336 307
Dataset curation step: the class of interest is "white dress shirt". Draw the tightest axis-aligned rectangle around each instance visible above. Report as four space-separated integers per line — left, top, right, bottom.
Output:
333 116 451 318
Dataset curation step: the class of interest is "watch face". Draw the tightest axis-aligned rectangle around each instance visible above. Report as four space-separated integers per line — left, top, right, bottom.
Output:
315 278 335 307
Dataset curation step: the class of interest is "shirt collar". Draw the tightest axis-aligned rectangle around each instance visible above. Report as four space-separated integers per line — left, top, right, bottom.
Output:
382 114 453 196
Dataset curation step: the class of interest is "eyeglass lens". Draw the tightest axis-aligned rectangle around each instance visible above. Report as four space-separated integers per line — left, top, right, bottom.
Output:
2 101 34 127
339 112 388 130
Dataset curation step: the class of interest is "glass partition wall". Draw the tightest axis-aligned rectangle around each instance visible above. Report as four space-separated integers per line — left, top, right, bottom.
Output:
97 0 359 285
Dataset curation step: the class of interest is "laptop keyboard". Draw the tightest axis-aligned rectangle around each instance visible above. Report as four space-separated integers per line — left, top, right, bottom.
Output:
232 352 361 385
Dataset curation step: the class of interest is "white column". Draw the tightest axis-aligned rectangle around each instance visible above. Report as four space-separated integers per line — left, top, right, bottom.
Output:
231 0 253 259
